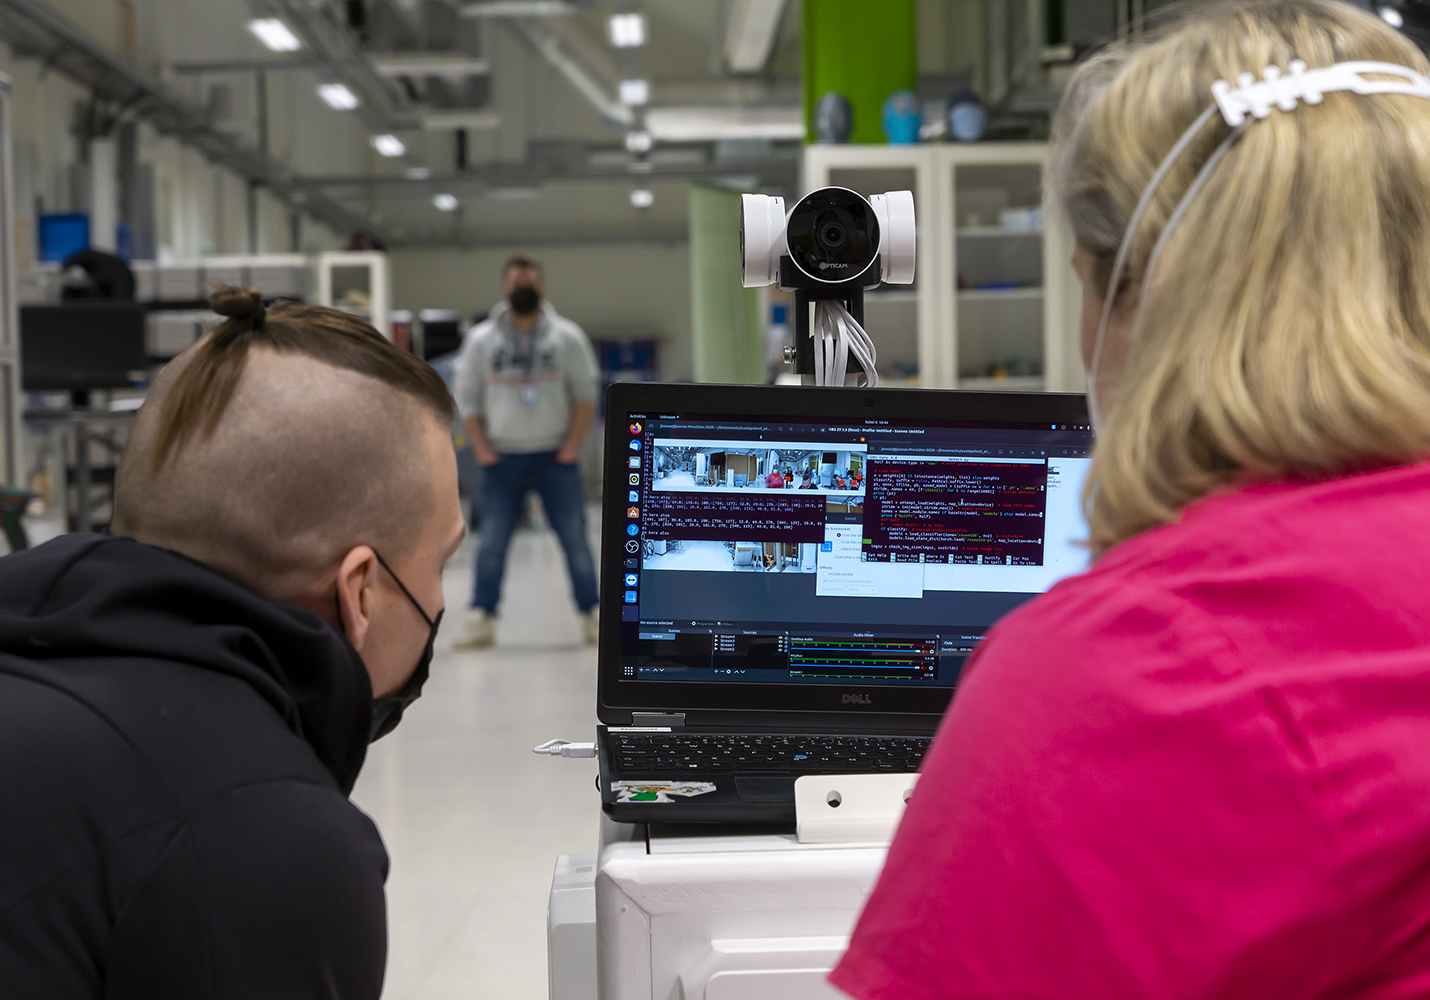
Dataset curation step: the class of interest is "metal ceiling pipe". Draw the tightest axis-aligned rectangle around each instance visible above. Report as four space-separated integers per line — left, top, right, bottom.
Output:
246 0 416 130
504 18 632 128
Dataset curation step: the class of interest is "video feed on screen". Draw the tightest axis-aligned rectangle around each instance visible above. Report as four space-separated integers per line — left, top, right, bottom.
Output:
652 442 866 495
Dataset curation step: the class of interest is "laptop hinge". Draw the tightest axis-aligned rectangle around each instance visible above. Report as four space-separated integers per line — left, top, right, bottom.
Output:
631 712 686 728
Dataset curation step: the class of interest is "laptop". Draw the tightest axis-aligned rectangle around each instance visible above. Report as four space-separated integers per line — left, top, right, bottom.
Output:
597 382 1093 824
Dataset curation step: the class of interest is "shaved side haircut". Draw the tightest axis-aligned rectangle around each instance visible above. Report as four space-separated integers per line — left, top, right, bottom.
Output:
113 287 456 600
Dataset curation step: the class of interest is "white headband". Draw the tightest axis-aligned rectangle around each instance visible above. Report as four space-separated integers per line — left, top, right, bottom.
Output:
1212 60 1430 126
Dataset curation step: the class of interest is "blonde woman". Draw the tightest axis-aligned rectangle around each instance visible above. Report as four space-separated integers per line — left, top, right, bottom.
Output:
832 2 1430 997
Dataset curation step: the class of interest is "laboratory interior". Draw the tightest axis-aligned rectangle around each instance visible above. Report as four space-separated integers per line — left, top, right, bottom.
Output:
5 0 1430 997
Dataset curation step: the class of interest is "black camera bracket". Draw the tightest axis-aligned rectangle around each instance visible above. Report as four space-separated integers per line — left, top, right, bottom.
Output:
778 255 883 377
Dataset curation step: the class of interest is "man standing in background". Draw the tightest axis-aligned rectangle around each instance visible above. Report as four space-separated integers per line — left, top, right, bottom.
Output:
453 255 601 649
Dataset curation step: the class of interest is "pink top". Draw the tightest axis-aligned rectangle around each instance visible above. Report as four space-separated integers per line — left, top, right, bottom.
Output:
832 462 1430 1000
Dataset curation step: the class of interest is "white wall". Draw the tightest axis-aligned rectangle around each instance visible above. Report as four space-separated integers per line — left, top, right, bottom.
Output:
391 242 693 381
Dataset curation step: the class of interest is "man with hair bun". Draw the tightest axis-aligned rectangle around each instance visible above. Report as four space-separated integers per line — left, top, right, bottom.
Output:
0 287 466 998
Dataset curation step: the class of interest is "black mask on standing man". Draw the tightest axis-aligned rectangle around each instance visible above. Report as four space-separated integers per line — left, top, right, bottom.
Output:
366 549 443 742
508 284 541 317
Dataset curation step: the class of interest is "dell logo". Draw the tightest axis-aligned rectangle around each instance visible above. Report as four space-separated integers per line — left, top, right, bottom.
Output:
842 693 872 705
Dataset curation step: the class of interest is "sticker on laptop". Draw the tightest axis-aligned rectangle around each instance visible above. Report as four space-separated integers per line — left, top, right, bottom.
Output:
611 780 717 804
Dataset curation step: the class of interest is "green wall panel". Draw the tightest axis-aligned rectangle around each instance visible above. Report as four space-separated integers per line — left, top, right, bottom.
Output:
803 0 918 144
689 183 764 384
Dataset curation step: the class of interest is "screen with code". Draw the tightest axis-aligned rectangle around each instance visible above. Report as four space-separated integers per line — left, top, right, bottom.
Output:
862 458 1048 565
643 492 826 543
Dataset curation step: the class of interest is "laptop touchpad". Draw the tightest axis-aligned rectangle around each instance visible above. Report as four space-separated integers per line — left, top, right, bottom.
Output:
735 776 795 802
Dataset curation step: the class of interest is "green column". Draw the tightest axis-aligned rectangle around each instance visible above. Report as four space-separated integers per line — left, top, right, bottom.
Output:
803 0 918 144
689 183 765 384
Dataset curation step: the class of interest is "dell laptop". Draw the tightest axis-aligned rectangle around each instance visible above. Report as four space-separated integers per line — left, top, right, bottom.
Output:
597 381 1093 824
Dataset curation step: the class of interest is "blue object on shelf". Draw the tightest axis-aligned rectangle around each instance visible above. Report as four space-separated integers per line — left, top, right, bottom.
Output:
947 88 987 143
882 89 921 144
39 214 90 264
115 222 134 261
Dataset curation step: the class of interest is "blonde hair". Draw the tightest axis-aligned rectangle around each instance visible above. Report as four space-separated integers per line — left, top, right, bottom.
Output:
1049 0 1430 556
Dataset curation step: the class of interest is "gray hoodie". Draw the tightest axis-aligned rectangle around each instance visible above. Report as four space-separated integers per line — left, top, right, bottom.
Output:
455 300 599 454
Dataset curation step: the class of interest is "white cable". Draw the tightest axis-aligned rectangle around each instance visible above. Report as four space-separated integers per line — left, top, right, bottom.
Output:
1089 103 1220 429
836 303 879 387
817 297 829 386
810 300 880 387
533 739 596 758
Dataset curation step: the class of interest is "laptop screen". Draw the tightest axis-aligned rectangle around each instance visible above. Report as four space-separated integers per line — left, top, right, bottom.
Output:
613 398 1094 694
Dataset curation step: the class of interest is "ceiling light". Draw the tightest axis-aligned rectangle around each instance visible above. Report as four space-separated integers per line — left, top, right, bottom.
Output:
460 1 577 16
625 130 653 153
630 188 654 209
618 79 650 106
371 134 407 157
406 167 431 180
371 53 490 78
248 18 301 52
1380 5 1405 27
420 110 502 131
609 12 646 47
317 83 359 110
644 106 803 142
433 193 459 211
490 187 541 200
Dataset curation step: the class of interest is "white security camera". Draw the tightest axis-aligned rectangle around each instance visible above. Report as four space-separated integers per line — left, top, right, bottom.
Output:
741 187 916 288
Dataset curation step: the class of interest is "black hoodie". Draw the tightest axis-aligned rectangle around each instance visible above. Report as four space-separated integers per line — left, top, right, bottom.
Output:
0 534 388 999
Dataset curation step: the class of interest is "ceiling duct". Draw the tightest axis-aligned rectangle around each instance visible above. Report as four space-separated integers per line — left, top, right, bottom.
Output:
504 17 632 128
724 0 789 74
0 0 376 236
247 0 415 130
371 52 490 78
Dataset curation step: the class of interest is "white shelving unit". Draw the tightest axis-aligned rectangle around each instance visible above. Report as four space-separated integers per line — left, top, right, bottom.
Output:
0 73 18 486
802 143 1082 392
316 251 392 340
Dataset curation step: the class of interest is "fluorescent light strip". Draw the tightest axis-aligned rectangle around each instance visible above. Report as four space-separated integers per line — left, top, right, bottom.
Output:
609 13 646 47
618 79 650 106
371 134 406 157
317 83 360 110
248 18 301 52
460 1 577 16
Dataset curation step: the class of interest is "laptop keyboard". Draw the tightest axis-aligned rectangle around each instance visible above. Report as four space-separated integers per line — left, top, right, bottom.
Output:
609 732 931 774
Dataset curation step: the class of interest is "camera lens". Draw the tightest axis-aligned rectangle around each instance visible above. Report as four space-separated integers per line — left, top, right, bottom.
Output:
784 187 880 284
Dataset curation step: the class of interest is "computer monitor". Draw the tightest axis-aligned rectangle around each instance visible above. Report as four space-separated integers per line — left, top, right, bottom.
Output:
419 309 463 360
38 213 89 265
601 383 1094 718
20 303 149 393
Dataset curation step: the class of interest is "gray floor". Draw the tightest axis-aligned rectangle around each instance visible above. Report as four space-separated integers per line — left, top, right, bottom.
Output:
352 522 601 1000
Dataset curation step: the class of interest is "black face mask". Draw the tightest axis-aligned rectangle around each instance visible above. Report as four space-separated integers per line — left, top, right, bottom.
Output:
365 550 443 742
508 284 540 317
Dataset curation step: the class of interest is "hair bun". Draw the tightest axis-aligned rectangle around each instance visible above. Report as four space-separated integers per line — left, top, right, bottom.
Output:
210 285 264 320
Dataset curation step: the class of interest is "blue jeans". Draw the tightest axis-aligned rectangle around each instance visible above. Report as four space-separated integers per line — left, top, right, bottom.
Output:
473 452 600 614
